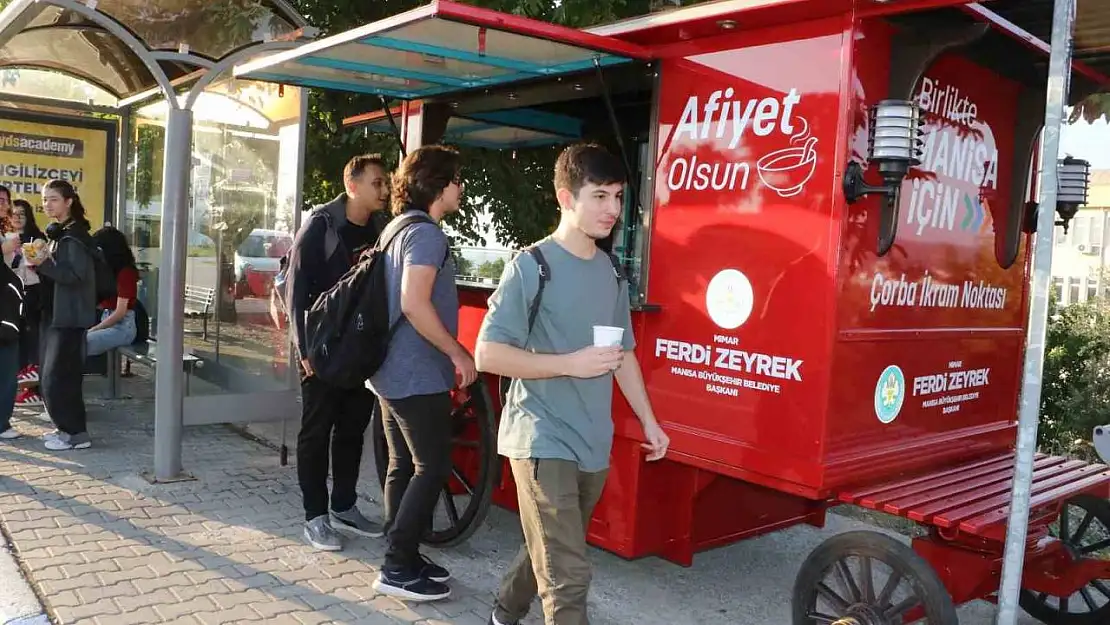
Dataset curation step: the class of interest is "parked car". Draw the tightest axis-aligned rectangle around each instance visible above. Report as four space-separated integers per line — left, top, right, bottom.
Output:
233 228 291 299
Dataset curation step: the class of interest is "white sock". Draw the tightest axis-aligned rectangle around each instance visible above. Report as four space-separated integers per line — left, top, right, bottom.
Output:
491 614 511 625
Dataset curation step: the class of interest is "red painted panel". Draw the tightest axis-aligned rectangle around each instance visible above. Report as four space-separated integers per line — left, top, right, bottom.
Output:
639 22 848 494
820 18 1033 489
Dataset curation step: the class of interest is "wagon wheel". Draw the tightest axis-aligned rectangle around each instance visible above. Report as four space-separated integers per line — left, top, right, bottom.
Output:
372 377 498 548
792 530 958 625
1019 494 1110 625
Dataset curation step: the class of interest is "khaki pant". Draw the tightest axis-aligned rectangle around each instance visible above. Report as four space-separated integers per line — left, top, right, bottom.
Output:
494 458 609 625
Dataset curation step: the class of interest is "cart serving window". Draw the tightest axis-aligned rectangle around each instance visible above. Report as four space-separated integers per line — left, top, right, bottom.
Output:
234 0 658 305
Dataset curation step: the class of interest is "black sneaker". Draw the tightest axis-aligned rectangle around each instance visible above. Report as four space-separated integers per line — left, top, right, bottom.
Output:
418 553 450 582
489 613 518 625
372 567 451 602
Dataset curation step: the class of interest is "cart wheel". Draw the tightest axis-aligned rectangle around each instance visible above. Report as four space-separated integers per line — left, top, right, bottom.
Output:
792 530 958 625
1019 494 1110 625
372 377 498 548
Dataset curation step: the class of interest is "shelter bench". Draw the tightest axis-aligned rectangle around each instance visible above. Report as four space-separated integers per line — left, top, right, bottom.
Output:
183 285 216 341
104 339 203 399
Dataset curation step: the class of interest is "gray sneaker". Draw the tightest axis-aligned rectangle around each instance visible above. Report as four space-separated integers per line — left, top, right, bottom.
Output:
304 515 343 551
330 505 384 538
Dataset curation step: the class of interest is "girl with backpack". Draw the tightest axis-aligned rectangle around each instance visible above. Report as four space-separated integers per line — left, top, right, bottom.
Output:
26 179 97 451
85 226 138 356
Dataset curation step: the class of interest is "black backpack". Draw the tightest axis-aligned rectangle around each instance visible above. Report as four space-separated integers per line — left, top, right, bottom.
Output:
497 245 625 401
274 206 342 323
70 235 117 302
303 212 435 389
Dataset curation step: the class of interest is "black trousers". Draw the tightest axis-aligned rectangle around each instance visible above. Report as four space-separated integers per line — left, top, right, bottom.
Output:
379 391 453 572
297 375 375 521
19 284 41 369
42 326 87 435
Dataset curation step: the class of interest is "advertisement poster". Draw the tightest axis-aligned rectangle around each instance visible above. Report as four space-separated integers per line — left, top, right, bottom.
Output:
0 114 114 228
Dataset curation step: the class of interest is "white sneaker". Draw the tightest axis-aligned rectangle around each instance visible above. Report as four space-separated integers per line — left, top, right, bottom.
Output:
0 428 21 440
44 431 91 451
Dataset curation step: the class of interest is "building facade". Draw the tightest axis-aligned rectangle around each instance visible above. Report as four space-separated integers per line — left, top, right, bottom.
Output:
1052 169 1110 306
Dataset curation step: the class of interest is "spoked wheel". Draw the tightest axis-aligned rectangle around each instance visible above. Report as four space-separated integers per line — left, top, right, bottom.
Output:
1020 494 1110 624
792 531 958 625
373 377 499 548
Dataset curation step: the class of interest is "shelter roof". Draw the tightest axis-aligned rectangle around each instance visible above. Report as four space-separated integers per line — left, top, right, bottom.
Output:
0 0 310 103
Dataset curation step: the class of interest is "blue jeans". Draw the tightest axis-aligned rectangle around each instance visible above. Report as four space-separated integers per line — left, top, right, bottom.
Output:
0 341 19 431
86 309 137 357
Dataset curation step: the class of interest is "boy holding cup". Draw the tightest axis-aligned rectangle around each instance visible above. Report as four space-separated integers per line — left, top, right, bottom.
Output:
475 143 669 625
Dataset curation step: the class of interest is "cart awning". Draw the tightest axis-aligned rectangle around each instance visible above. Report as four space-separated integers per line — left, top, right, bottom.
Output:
232 0 652 100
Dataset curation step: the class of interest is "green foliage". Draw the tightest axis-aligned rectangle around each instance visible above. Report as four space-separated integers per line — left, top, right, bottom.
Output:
1040 290 1110 460
476 258 507 280
1070 92 1110 124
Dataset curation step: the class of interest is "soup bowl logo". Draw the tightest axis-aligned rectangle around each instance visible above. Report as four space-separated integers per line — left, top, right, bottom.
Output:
756 116 818 198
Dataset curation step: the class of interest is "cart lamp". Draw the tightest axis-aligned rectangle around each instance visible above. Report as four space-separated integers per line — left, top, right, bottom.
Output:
842 99 924 255
1021 156 1091 235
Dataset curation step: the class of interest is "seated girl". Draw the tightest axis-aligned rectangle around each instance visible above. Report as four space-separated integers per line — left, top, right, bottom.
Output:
86 226 139 356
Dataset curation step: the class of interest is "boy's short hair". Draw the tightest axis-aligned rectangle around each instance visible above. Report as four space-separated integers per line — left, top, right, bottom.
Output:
343 154 387 186
553 143 625 198
390 145 461 215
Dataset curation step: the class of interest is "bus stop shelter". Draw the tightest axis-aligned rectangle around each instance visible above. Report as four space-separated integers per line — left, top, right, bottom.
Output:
0 0 320 482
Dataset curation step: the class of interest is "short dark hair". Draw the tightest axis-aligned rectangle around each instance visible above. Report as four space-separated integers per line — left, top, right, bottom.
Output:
0 185 10 202
554 143 625 198
390 145 461 215
343 154 387 186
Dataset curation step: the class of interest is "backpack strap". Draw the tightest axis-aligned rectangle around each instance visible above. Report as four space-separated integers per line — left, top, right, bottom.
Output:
605 251 625 283
524 246 550 338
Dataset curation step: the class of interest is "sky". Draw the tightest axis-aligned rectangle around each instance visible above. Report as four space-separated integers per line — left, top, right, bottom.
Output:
1060 117 1110 170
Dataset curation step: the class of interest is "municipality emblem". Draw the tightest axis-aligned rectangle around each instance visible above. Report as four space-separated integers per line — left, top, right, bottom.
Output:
874 365 905 424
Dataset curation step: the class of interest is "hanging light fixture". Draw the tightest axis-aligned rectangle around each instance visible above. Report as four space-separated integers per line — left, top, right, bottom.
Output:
1055 155 1090 232
1022 155 1091 234
842 99 925 255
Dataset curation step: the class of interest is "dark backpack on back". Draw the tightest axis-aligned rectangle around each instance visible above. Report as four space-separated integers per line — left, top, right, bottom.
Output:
70 235 117 303
303 212 434 389
497 245 625 401
273 207 341 323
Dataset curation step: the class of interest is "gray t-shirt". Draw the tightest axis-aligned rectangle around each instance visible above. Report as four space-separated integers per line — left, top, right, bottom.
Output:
368 211 458 400
478 238 635 472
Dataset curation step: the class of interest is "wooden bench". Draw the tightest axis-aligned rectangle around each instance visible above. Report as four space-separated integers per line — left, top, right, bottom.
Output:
837 451 1110 542
105 339 203 399
184 285 216 341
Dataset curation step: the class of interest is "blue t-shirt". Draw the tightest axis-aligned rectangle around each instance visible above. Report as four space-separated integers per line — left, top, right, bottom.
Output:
368 211 458 400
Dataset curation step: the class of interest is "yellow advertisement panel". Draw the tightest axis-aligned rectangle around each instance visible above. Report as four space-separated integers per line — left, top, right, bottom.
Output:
0 115 113 228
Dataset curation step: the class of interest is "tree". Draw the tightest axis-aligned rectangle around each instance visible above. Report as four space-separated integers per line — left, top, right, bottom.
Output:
477 258 507 280
290 0 701 246
1040 291 1110 460
1070 92 1110 125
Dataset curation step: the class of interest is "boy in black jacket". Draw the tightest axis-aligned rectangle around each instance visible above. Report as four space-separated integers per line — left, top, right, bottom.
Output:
286 155 391 551
0 258 24 440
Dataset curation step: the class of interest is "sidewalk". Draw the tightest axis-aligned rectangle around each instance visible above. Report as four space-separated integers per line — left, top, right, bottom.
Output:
0 372 1026 625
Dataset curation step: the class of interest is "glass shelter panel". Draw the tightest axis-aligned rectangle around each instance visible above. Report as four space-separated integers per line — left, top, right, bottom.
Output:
27 1 300 61
0 69 116 107
0 28 150 97
124 79 303 395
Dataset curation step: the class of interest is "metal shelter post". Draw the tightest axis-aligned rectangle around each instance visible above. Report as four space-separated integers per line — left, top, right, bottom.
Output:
995 0 1077 621
153 106 194 481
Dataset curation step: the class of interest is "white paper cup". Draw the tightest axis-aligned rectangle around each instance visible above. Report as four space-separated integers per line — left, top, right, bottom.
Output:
593 325 624 348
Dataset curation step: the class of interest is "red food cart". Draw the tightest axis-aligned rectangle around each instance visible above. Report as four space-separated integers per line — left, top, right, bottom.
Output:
235 0 1110 622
